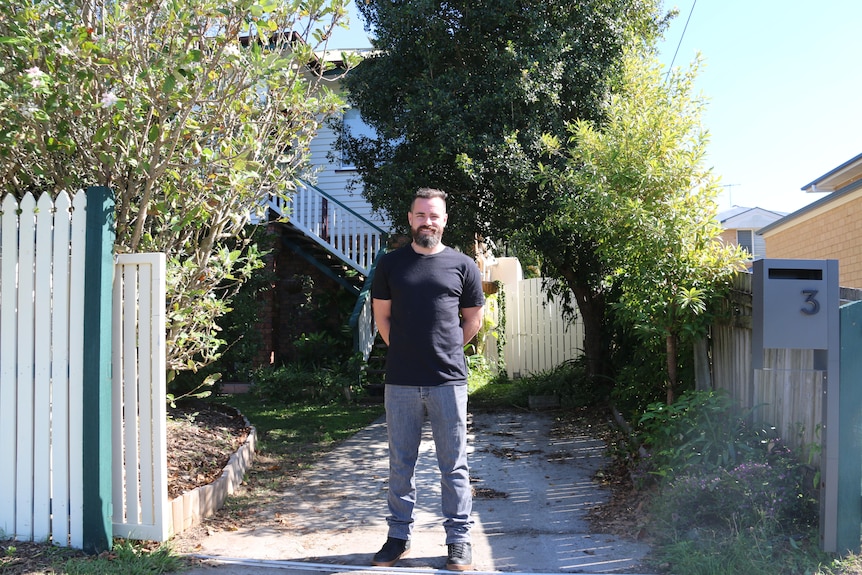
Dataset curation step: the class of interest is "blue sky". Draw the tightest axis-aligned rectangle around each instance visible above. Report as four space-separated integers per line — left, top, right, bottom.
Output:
328 1 862 215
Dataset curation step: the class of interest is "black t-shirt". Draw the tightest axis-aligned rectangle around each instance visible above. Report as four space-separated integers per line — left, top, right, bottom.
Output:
372 244 485 386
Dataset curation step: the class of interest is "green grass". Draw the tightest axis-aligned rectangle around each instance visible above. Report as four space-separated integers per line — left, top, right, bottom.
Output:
217 394 385 464
60 541 183 575
205 394 385 518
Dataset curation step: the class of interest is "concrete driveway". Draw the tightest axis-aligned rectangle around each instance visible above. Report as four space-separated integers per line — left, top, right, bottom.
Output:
182 409 654 575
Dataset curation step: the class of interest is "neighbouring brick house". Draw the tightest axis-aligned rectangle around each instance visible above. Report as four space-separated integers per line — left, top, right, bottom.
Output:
758 152 862 288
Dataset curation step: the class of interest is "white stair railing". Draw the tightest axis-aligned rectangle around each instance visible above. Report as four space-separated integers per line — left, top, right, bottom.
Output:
256 180 388 361
259 180 387 277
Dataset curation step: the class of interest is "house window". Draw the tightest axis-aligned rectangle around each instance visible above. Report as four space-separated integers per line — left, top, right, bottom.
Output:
737 229 754 256
340 107 375 170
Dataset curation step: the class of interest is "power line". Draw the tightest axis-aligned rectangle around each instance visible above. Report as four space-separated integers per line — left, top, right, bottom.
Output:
664 0 697 83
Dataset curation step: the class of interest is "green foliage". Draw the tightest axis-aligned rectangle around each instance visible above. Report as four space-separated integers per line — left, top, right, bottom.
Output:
551 50 749 399
635 390 767 481
0 0 353 373
468 358 603 410
248 323 360 403
652 529 833 575
166 371 220 408
633 389 830 575
650 459 817 539
250 363 353 403
609 325 695 416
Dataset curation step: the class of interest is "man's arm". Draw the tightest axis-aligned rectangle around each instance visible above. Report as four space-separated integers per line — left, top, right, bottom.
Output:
372 298 392 345
460 305 484 345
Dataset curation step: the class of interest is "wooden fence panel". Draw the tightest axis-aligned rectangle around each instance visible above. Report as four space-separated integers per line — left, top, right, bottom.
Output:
68 191 88 549
1 191 169 547
51 191 75 548
507 278 584 377
15 193 36 541
111 253 169 542
0 194 20 536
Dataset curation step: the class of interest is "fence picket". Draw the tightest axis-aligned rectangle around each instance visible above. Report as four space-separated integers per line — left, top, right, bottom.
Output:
52 191 73 546
0 194 20 536
16 193 36 540
33 193 54 541
68 191 87 549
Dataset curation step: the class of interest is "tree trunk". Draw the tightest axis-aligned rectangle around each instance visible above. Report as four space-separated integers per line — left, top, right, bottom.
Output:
693 337 711 391
560 272 608 382
666 333 678 404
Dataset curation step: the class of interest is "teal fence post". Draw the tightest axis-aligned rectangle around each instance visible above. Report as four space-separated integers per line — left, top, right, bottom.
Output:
82 186 115 554
837 300 862 554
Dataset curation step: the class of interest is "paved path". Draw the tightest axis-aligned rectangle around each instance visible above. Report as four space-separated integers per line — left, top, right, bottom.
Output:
182 410 654 575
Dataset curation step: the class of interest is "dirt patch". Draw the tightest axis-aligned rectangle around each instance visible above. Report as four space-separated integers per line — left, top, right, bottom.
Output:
166 400 250 500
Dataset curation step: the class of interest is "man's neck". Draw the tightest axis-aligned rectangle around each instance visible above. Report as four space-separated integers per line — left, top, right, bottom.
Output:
411 241 446 255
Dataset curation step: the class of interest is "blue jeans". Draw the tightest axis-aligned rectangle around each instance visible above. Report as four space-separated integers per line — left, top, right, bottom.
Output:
384 384 472 544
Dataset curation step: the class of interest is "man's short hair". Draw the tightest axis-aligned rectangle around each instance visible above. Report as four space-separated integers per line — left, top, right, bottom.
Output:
412 188 448 211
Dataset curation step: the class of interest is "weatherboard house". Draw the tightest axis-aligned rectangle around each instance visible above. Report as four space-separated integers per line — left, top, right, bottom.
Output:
758 152 862 289
717 206 787 261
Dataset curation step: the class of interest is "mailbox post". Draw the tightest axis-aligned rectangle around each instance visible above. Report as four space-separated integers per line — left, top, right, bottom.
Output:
752 259 840 552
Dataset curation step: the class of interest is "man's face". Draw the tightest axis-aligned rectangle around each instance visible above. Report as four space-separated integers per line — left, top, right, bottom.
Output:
408 197 448 249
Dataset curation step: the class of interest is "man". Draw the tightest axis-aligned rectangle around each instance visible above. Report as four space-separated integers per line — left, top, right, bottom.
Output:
370 188 485 571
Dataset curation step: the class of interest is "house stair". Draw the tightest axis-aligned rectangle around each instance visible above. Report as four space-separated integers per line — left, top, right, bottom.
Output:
254 179 389 364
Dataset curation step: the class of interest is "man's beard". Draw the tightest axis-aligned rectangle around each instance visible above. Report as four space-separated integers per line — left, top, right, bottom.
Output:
412 226 442 249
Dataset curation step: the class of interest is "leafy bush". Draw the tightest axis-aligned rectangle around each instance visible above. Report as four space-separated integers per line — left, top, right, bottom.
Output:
251 363 353 403
468 357 603 409
649 459 817 539
635 388 825 575
635 390 768 482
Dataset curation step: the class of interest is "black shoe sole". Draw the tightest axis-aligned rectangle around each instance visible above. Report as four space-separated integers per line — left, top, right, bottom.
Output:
372 549 410 567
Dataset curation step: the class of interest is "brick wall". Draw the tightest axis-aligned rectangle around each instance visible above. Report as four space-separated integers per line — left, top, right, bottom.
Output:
764 192 862 288
253 223 356 367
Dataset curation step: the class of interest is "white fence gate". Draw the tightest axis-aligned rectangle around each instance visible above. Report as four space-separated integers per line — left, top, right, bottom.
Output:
0 190 169 548
503 277 585 378
112 254 168 541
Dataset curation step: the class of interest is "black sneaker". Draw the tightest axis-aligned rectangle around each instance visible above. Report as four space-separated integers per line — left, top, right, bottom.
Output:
446 542 473 571
372 537 410 567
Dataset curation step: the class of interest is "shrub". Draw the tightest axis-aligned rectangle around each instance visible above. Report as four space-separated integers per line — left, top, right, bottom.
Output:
251 363 353 403
649 458 816 540
635 389 771 482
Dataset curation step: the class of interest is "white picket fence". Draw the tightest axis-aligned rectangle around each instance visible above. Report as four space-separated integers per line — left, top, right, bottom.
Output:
0 191 168 547
0 192 87 546
503 277 585 377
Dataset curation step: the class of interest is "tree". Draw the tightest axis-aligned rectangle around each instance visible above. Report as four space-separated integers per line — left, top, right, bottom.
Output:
0 0 357 373
550 50 748 403
340 0 668 379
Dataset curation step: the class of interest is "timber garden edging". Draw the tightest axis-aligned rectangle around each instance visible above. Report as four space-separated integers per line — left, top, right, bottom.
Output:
169 411 256 537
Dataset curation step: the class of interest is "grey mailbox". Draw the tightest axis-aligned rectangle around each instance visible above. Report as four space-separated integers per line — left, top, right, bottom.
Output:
752 258 839 368
752 258 841 553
